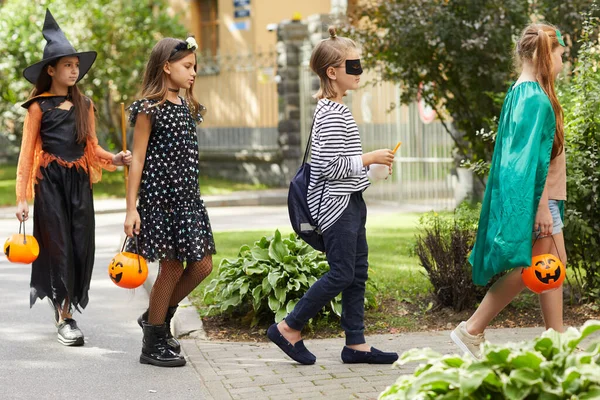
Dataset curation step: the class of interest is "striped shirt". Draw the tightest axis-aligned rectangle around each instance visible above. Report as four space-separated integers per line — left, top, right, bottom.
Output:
307 98 370 232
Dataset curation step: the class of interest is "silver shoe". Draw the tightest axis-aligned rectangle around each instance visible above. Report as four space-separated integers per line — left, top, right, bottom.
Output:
57 318 84 346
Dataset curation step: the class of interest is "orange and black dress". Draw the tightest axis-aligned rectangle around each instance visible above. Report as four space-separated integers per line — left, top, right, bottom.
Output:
16 93 115 310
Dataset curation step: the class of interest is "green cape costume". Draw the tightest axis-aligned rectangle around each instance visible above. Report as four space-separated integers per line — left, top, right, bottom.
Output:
470 81 559 285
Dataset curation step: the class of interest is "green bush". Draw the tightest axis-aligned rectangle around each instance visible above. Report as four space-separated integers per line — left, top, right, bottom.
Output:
380 320 600 399
415 202 494 311
202 230 378 326
560 7 600 302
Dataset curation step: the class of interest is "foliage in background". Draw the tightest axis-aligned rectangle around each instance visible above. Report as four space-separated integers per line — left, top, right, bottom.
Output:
379 320 600 399
202 231 378 326
0 0 187 153
560 6 600 302
414 202 493 311
533 0 596 58
350 0 596 184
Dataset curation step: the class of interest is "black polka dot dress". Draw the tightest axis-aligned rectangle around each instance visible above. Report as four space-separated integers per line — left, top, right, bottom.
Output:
127 97 216 263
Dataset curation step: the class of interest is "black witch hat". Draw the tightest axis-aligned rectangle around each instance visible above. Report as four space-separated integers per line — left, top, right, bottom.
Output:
23 9 97 84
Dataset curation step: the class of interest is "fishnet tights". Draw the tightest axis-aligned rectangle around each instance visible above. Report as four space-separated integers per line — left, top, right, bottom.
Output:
169 256 213 306
147 256 213 325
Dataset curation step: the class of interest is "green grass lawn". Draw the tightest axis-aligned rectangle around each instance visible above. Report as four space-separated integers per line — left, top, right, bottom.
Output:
188 213 430 330
0 164 270 206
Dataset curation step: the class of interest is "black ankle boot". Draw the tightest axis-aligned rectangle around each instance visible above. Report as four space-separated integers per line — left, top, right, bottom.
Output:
164 306 181 352
137 306 181 353
139 323 186 367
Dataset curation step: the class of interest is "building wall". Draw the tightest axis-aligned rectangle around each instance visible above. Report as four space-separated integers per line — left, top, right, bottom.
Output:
172 0 331 54
166 0 332 131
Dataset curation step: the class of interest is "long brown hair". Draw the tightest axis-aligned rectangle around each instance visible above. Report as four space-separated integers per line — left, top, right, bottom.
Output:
310 27 358 100
516 24 564 159
28 58 91 144
139 38 200 116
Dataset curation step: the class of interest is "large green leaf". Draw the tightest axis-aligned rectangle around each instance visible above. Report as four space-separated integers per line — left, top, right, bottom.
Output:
268 230 289 263
251 246 270 261
286 299 299 313
509 352 544 370
267 271 284 288
274 287 287 303
268 294 280 312
287 278 301 291
330 300 342 317
256 236 270 249
239 282 250 296
237 244 251 257
219 294 241 311
568 320 600 349
274 308 287 323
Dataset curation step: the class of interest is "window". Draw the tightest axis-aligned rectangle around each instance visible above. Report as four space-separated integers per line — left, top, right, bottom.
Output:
196 0 219 57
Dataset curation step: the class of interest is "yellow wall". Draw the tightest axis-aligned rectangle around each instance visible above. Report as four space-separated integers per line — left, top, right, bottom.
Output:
174 0 331 54
250 0 330 53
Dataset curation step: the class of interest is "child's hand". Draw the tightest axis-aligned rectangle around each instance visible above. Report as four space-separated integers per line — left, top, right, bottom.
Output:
16 201 29 222
364 149 394 167
124 209 141 237
534 204 553 237
113 150 132 166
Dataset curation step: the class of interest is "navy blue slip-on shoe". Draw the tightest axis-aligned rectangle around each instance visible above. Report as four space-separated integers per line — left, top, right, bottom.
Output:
341 346 399 364
267 323 316 365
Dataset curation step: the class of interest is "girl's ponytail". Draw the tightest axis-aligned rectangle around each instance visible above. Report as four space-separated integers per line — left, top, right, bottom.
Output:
518 25 564 159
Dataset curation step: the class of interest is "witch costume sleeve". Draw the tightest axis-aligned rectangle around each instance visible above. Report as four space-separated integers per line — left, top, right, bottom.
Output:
15 96 116 203
469 82 557 286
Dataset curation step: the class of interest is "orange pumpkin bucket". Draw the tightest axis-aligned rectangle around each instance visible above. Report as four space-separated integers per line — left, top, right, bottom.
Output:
108 236 148 289
4 217 39 264
521 236 565 294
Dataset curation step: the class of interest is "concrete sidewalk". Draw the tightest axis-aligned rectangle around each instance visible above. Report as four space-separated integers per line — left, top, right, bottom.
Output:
180 328 546 400
0 214 211 400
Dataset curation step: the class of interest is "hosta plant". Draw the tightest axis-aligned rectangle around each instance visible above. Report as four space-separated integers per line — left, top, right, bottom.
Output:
380 320 600 400
203 230 378 326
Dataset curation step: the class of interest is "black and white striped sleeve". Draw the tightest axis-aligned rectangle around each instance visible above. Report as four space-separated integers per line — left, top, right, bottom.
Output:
314 109 364 181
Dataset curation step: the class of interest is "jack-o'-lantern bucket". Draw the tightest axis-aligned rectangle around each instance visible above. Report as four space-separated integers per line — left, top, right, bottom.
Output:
108 236 148 289
522 236 565 294
4 218 39 264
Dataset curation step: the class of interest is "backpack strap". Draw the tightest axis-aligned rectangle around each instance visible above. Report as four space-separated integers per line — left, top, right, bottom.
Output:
303 104 326 229
302 105 324 164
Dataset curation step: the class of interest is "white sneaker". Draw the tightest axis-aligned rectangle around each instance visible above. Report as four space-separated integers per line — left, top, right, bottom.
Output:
450 321 485 359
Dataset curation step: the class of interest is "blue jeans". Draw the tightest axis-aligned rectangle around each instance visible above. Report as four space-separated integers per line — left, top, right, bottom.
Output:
285 192 368 345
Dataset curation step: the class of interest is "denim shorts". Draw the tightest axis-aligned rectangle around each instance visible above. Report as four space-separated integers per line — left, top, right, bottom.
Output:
533 199 564 238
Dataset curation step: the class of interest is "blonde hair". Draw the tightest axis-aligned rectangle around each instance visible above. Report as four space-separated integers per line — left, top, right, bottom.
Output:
310 27 358 99
516 23 564 159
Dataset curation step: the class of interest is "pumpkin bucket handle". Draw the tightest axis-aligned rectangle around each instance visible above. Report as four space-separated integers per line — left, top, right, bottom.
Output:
19 213 27 244
122 235 144 274
532 233 563 261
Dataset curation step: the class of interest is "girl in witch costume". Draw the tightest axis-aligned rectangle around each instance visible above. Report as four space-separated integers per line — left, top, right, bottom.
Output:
450 24 568 359
124 37 215 367
16 9 132 346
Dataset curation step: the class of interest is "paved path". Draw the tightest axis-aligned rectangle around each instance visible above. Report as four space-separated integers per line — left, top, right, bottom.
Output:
182 328 549 400
2 200 598 399
0 215 209 400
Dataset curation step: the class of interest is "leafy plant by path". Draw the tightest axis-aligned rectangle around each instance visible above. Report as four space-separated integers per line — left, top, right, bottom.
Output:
380 320 600 399
202 230 378 327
